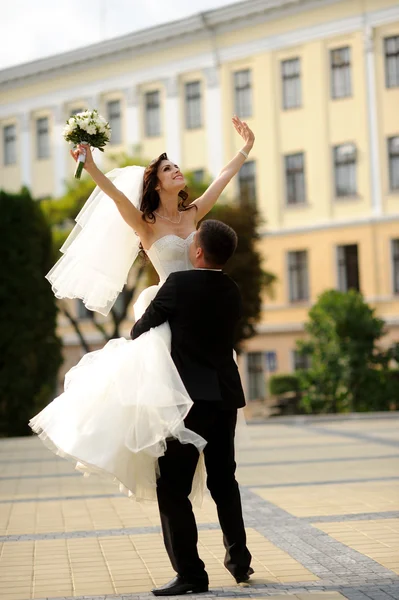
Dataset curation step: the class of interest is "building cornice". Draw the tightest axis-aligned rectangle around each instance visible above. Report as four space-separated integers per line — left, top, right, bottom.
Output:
261 212 399 238
0 0 336 89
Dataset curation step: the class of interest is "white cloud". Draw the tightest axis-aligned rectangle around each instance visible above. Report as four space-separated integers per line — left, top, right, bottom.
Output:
1 0 243 70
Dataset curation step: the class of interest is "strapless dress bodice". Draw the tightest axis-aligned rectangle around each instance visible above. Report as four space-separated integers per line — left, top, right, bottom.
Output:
146 232 196 282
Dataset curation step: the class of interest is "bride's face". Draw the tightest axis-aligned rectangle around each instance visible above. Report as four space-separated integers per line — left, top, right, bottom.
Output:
156 160 185 194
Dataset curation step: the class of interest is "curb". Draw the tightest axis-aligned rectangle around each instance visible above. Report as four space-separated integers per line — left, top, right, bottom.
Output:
247 410 399 425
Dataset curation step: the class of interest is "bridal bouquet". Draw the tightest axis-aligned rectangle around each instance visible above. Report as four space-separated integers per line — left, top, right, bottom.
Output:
63 109 111 178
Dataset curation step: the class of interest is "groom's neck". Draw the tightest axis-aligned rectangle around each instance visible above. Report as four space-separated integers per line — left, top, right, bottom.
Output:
194 257 223 270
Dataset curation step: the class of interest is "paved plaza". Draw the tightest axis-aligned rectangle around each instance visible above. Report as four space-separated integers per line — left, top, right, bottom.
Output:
0 415 398 600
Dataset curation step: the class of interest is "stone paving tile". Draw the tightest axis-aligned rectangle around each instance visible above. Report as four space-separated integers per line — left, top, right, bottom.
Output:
302 512 399 523
314 520 399 575
251 482 399 517
1 416 399 600
291 425 399 450
0 529 317 599
0 495 219 537
237 460 399 487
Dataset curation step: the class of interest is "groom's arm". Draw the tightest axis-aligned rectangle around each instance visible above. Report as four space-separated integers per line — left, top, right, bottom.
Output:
130 274 177 339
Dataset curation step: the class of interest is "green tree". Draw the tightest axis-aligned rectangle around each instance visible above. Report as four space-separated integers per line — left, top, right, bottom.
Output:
206 201 275 346
41 172 147 344
0 188 62 437
297 289 398 413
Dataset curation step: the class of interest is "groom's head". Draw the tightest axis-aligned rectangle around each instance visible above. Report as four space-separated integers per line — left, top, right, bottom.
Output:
189 220 238 269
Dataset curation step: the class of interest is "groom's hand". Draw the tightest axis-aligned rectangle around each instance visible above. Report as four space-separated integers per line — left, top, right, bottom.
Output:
130 275 177 339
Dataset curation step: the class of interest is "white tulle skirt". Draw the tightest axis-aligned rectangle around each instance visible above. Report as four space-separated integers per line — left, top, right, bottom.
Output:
29 285 208 504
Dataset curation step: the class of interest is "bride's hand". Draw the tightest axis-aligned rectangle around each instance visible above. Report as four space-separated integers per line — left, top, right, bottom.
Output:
70 144 95 171
232 115 255 150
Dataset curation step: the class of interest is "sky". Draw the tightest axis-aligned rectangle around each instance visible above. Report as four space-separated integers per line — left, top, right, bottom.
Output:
2 0 243 71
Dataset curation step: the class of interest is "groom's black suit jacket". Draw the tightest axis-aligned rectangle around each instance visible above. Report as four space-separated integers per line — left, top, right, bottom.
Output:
131 270 245 409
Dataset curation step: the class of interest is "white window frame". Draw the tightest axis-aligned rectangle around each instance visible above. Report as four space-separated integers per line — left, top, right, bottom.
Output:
107 100 122 145
3 124 17 166
385 35 399 89
185 81 202 130
391 239 399 295
282 58 301 109
234 69 252 118
333 143 357 197
238 160 256 205
247 352 266 401
330 47 352 99
388 136 399 191
145 91 161 138
285 152 306 205
287 250 309 303
36 117 50 160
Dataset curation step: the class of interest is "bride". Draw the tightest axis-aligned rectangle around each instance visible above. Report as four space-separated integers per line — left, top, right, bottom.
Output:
30 115 255 504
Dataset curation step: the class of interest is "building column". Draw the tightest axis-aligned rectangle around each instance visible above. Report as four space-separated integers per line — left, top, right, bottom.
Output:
18 112 31 190
124 85 140 154
204 66 224 178
164 76 181 165
364 26 382 217
52 104 67 197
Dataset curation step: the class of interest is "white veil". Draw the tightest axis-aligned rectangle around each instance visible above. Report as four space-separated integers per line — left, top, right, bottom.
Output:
46 166 145 316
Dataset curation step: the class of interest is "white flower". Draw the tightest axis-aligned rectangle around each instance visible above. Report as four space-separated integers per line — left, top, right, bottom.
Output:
86 124 97 135
63 109 110 147
78 118 90 132
63 123 75 137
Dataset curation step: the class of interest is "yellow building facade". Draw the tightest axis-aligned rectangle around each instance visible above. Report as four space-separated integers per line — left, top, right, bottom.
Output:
1 0 398 400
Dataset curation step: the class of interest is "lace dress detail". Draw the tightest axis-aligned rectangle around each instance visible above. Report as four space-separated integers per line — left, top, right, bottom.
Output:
147 233 195 281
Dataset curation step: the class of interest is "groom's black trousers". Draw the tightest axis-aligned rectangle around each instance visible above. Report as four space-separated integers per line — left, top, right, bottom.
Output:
156 402 251 582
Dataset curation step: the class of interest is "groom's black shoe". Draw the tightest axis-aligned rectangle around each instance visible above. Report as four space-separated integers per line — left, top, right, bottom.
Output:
235 567 254 584
152 575 209 596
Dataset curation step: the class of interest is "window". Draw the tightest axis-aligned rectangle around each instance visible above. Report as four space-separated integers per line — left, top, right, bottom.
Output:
247 352 266 401
192 169 205 183
288 250 309 302
385 36 399 88
145 91 161 137
36 117 50 159
334 143 357 197
337 244 360 292
76 300 94 320
185 81 202 129
3 124 16 165
234 69 252 118
285 152 306 205
107 100 122 144
71 108 84 116
331 47 351 98
265 351 278 373
392 239 399 295
238 160 256 205
282 58 301 109
388 136 399 191
293 350 311 371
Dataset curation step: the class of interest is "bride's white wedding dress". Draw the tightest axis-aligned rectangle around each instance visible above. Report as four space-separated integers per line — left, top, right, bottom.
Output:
30 231 208 504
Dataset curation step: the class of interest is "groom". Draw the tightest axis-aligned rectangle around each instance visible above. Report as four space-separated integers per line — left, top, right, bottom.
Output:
131 219 253 596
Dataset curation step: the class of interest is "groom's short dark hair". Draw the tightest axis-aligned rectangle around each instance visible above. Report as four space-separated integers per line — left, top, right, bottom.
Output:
198 220 238 267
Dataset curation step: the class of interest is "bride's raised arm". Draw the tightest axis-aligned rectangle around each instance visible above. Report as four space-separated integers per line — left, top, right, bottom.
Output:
193 116 255 221
71 145 148 236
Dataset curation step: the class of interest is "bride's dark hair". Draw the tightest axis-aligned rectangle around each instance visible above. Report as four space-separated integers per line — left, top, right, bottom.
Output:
140 152 195 223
